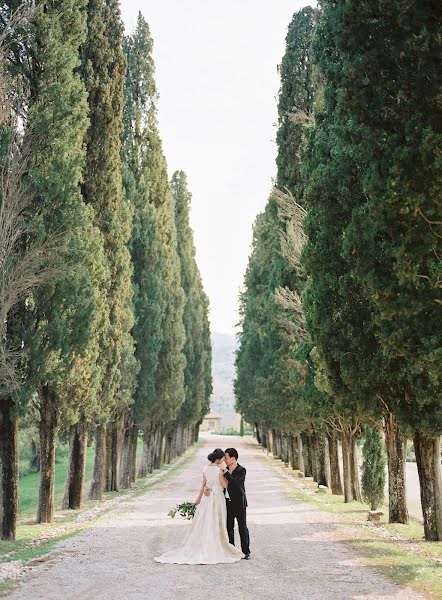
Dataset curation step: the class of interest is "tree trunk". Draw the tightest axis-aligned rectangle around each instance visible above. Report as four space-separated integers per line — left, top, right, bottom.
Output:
384 412 408 524
414 431 442 541
30 438 41 471
153 426 162 469
350 436 362 502
280 432 286 461
63 419 88 509
301 432 313 478
120 419 132 490
269 429 278 458
283 434 290 464
129 424 138 484
163 434 169 465
296 434 305 474
89 425 106 500
276 432 282 460
316 433 329 487
289 435 298 470
160 433 167 466
110 417 124 492
37 386 58 523
175 428 180 459
138 426 151 478
255 423 261 445
62 429 75 509
105 426 113 491
182 427 187 453
310 433 319 482
0 397 18 540
341 428 353 503
327 428 343 495
261 428 268 450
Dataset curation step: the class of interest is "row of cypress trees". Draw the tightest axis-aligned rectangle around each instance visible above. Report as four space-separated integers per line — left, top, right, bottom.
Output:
0 2 211 541
235 3 441 541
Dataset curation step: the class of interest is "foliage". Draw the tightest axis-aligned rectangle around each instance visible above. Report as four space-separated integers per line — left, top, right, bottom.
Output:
362 425 386 511
167 501 196 520
81 0 136 426
172 170 212 429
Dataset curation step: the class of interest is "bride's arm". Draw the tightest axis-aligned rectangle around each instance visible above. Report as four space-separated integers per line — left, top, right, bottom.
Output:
195 474 207 505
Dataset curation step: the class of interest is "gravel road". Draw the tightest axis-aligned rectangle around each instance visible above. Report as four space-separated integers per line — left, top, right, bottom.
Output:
4 434 426 600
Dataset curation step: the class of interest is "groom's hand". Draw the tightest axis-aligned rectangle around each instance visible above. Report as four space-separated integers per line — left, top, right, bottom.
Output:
203 486 211 496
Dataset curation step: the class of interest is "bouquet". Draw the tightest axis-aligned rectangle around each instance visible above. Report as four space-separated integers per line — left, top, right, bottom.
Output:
167 501 197 520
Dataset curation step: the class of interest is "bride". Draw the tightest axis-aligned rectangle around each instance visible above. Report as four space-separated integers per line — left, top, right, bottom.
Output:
154 448 244 564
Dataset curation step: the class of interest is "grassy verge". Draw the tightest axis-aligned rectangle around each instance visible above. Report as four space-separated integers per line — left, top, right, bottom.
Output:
0 440 202 593
18 439 146 520
265 455 442 600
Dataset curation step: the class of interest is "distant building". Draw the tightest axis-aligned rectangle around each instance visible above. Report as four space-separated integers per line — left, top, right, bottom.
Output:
201 411 222 433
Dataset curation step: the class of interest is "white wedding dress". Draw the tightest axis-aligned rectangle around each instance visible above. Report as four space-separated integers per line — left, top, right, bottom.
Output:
154 464 244 565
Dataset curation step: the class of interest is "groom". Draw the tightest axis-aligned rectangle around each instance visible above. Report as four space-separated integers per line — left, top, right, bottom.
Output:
223 448 251 560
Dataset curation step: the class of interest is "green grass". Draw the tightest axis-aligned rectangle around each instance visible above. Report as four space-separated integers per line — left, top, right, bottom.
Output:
18 446 94 519
18 438 144 520
0 579 15 595
266 457 442 600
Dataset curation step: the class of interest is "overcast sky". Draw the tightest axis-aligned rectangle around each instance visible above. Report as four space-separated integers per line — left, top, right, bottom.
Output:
120 0 314 336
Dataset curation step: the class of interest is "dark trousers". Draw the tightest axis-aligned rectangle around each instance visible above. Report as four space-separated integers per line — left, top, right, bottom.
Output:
226 501 250 555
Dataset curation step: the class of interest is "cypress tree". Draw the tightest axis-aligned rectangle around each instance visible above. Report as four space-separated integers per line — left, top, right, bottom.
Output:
171 170 211 455
81 0 136 498
148 146 186 462
336 0 441 540
139 51 186 469
12 0 102 523
311 0 440 536
300 2 393 505
122 13 186 473
362 425 386 511
122 14 166 480
199 290 212 437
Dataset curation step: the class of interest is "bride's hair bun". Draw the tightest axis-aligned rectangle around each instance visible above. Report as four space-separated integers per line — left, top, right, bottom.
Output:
207 448 225 463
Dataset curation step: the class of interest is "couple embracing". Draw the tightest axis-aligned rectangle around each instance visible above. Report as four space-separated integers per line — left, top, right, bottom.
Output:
155 448 251 565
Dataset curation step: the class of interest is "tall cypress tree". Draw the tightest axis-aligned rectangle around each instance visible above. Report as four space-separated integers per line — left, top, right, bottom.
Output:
274 7 340 488
139 53 186 468
236 8 337 487
81 0 136 497
321 0 441 539
300 2 403 505
12 0 102 524
122 13 185 473
147 142 186 454
121 14 166 480
171 171 211 454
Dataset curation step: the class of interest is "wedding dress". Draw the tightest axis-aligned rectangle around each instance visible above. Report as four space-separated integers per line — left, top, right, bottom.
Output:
154 464 244 564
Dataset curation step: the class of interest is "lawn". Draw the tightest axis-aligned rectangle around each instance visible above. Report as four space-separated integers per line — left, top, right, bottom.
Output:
18 438 144 521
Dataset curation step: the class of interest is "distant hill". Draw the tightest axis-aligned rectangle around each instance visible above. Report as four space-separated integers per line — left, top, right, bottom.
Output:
209 332 240 429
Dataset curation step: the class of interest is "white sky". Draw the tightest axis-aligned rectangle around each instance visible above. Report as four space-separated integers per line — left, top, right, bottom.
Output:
120 0 314 336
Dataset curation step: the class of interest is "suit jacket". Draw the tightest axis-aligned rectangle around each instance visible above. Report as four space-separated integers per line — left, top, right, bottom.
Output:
224 464 248 510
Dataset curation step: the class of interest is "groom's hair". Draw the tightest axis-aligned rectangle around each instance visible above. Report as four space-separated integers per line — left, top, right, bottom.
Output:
225 448 238 460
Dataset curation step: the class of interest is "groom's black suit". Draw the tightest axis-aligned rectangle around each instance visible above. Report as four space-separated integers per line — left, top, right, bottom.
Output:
224 464 250 556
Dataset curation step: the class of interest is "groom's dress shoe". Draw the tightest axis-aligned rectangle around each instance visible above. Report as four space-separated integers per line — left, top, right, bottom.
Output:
243 554 251 560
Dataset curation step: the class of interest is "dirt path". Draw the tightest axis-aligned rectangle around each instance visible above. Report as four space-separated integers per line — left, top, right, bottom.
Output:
4 435 425 600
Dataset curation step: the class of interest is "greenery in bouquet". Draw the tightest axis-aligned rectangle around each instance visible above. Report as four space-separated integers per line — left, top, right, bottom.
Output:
168 502 197 520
